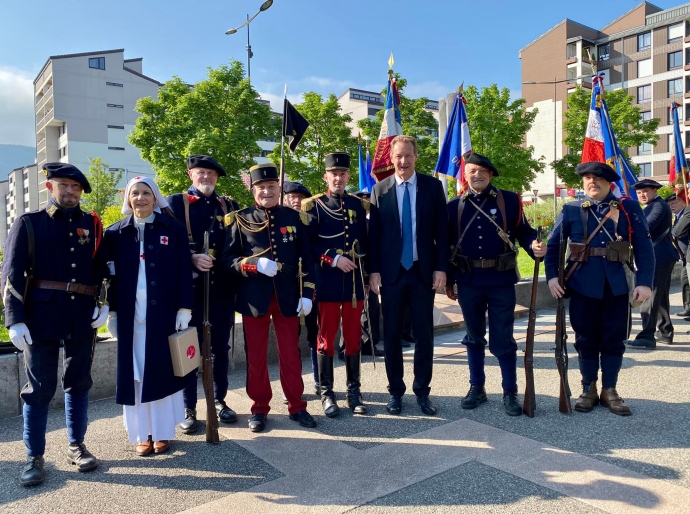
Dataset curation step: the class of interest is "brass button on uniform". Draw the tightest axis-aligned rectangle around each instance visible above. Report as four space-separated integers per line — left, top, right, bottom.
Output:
71 279 76 283
71 295 75 300
70 248 74 252
71 263 76 268
69 233 73 236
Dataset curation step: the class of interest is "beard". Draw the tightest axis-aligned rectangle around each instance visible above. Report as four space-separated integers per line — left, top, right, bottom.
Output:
197 184 215 196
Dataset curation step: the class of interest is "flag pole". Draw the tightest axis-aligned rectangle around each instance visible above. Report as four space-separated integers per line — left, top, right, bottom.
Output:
673 101 689 206
597 78 631 197
279 84 287 206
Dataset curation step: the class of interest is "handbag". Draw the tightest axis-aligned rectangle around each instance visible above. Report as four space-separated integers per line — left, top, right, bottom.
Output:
168 326 200 377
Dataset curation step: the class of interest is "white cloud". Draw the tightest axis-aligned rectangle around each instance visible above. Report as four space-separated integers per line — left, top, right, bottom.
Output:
257 91 303 112
0 67 35 146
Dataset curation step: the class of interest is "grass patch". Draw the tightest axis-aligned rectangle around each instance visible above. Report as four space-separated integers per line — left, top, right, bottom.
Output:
517 250 544 279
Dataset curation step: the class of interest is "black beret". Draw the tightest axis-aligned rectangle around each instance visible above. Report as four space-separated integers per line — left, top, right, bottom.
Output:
632 178 663 190
352 190 371 199
464 152 498 176
325 152 350 171
283 181 311 198
186 155 226 177
43 163 91 194
575 162 620 183
666 193 678 202
249 163 279 186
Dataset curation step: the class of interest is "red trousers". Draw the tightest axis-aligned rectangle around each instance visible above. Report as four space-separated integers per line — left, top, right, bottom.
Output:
242 296 306 415
317 300 364 356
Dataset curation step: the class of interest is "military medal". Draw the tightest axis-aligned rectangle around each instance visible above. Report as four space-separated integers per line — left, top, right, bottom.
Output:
490 208 497 220
288 226 294 241
280 227 288 242
77 228 90 244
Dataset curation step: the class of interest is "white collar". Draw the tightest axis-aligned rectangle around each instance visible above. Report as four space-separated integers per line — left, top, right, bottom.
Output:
394 171 417 187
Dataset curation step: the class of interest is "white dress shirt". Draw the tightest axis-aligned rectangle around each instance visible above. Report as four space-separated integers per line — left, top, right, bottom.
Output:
394 171 418 261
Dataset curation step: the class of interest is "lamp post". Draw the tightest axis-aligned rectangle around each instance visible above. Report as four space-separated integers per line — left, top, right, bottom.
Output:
522 76 588 215
225 0 274 81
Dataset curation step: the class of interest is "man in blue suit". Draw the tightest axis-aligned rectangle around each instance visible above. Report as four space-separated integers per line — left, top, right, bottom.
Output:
446 152 545 416
546 162 653 416
627 179 678 348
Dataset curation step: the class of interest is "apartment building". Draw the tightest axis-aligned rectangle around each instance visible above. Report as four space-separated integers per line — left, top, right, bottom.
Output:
337 88 440 138
520 1 690 201
34 49 160 189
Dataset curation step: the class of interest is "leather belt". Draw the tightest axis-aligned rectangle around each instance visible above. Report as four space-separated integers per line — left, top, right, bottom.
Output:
34 280 97 296
588 247 608 257
471 259 497 269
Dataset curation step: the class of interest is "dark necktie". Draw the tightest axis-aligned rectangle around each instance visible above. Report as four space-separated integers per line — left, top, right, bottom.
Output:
401 182 413 269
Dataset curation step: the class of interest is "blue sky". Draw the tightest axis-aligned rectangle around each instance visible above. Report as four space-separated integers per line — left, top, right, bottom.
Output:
0 0 679 146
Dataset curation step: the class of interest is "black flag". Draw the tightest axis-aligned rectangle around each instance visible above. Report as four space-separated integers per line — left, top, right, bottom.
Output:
283 99 309 152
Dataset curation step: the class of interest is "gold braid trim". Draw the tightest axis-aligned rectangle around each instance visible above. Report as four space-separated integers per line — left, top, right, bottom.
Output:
235 213 269 233
299 210 309 226
301 193 324 212
360 197 370 212
224 212 236 227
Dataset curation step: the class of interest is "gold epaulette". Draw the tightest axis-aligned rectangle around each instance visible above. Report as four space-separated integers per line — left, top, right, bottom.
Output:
360 197 370 212
301 193 324 212
224 212 236 227
299 210 309 226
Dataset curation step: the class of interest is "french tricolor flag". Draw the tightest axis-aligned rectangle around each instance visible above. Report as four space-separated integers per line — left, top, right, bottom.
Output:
371 73 403 181
435 92 472 195
581 83 606 164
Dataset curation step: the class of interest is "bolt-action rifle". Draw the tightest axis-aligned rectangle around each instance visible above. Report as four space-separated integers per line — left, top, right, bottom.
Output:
555 227 572 414
202 231 220 443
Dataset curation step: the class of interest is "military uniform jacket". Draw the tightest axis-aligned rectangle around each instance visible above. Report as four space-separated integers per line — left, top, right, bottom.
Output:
447 185 538 288
221 204 315 318
643 195 678 264
303 191 369 303
544 194 654 299
2 201 106 340
673 207 690 255
103 213 194 405
168 187 240 300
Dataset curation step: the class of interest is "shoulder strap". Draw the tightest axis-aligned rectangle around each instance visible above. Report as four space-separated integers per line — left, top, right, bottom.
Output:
495 190 508 233
456 197 466 240
580 205 588 242
218 197 229 216
91 210 103 257
182 193 194 243
23 216 35 300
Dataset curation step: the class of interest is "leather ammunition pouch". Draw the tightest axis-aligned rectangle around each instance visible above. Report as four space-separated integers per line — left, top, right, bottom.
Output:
451 253 472 274
568 242 589 263
496 251 517 272
606 241 631 263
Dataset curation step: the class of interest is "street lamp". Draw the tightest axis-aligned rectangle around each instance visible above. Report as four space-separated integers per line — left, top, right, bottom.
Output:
523 76 587 215
225 0 274 81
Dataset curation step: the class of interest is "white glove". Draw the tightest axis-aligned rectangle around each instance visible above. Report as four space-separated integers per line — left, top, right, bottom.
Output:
91 305 110 329
296 298 313 316
257 257 279 277
9 323 32 352
176 308 193 331
106 312 118 339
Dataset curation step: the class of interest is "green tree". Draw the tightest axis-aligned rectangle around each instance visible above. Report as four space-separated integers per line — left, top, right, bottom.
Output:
553 85 659 188
357 75 439 176
268 92 357 195
129 60 277 206
101 204 126 228
463 84 544 193
80 157 122 217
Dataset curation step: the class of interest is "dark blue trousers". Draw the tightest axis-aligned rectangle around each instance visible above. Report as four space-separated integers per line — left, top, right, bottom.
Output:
183 297 234 408
22 335 95 456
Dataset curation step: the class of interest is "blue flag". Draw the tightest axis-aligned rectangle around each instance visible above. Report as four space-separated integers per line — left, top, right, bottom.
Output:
358 141 375 192
435 92 472 194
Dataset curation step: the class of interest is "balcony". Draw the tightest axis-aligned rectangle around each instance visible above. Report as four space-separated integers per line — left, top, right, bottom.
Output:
37 156 47 167
35 86 53 112
36 108 54 132
36 137 46 152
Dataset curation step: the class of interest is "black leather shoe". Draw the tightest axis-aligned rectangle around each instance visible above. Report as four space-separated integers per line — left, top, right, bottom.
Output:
178 408 198 434
386 396 402 415
503 391 522 416
248 413 267 432
676 310 690 317
322 396 340 418
417 395 437 416
461 386 487 409
626 338 656 349
289 410 317 428
314 383 320 395
66 443 99 472
19 455 45 486
215 400 237 424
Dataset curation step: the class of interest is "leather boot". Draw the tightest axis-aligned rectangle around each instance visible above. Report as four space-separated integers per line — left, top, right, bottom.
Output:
503 391 522 416
461 385 487 409
177 408 198 434
345 354 367 414
574 381 599 412
600 387 632 416
19 455 45 486
318 353 340 418
66 443 99 472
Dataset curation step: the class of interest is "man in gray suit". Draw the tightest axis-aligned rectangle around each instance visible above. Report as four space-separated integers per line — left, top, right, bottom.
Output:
368 135 449 416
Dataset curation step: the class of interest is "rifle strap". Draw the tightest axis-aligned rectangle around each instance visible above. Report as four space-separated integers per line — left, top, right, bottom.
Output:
182 193 194 243
565 210 613 282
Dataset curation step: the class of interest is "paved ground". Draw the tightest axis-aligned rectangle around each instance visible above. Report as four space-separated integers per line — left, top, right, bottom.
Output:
1 287 689 513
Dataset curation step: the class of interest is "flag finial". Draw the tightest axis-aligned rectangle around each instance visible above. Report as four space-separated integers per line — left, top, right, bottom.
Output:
457 83 464 94
388 52 395 70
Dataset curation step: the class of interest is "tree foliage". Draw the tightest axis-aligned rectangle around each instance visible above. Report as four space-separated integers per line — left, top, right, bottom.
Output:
80 157 122 217
101 204 126 229
553 85 659 188
357 75 439 176
129 60 277 206
268 92 357 195
463 84 544 193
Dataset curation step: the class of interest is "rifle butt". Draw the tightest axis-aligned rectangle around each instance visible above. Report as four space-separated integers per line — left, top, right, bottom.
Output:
558 382 573 414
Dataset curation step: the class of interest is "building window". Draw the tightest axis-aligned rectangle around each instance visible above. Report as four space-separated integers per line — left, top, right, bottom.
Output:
23 187 28 194
108 147 125 151
598 43 610 61
107 125 125 129
669 51 682 70
107 104 124 108
637 32 651 51
637 85 651 103
24 201 28 209
669 22 684 43
670 105 684 124
566 43 577 59
669 78 683 99
686 131 690 148
638 142 653 155
638 163 652 177
367 107 380 116
109 168 125 172
638 58 652 77
106 81 123 87
88 57 105 70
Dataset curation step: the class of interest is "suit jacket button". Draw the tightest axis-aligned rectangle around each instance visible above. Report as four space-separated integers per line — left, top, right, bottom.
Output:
151 281 156 286
150 263 155 268
151 300 156 305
